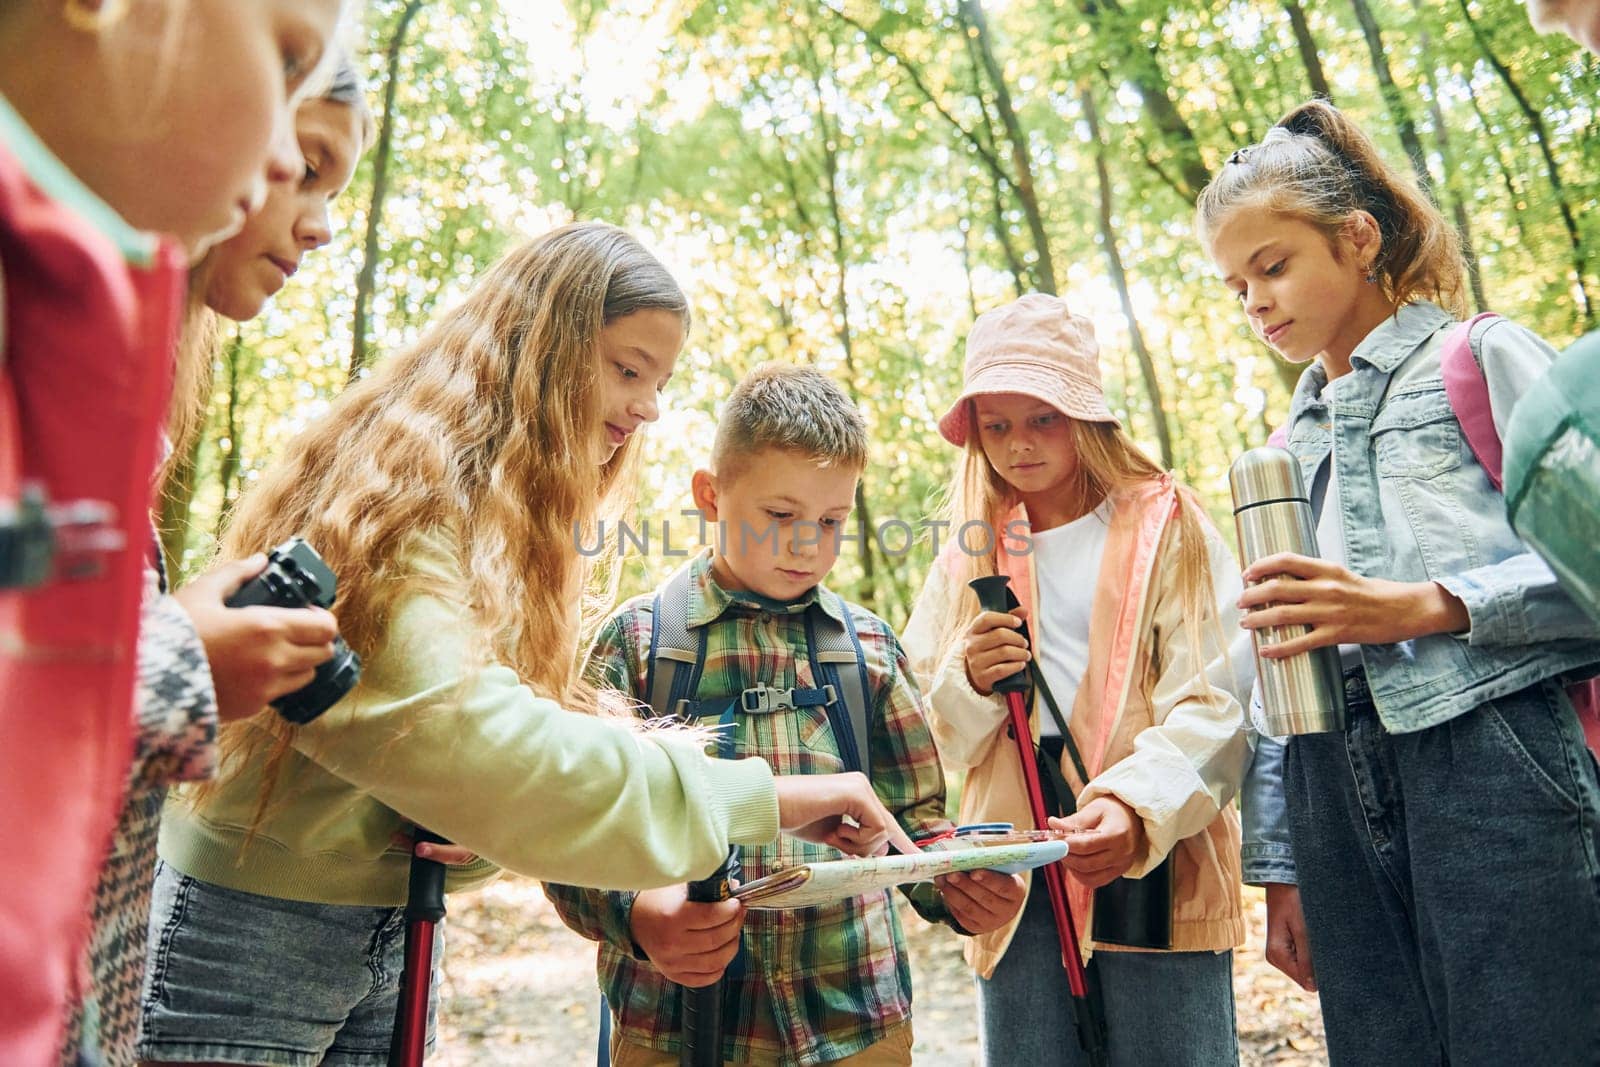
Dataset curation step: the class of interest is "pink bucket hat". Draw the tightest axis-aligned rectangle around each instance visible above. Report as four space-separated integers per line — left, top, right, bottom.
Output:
938 293 1119 446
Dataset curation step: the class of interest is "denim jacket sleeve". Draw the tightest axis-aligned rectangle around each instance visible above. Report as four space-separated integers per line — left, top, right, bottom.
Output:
1240 722 1296 886
1435 317 1600 648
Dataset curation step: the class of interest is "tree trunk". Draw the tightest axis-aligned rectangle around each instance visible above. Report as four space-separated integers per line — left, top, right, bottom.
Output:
958 214 981 322
1079 82 1174 469
828 6 1035 294
349 0 426 382
214 333 244 541
1075 0 1212 203
1456 0 1594 326
1282 0 1333 101
1409 3 1489 310
957 0 1056 294
1348 0 1435 198
1464 75 1531 244
157 431 204 579
807 57 880 614
959 38 1032 295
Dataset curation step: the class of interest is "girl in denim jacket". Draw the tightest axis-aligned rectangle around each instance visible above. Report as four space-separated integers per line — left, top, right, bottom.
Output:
1199 99 1600 1065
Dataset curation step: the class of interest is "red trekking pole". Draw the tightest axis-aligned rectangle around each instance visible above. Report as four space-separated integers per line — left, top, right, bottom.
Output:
970 576 1108 1067
388 829 449 1067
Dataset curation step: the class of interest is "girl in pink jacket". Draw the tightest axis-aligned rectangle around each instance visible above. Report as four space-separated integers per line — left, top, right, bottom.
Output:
905 293 1253 1067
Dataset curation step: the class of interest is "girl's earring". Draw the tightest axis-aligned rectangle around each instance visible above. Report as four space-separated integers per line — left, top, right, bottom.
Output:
62 0 128 31
1364 269 1378 285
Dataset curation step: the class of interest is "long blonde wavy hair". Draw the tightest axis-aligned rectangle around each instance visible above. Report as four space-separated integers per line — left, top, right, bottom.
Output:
207 222 688 800
934 416 1221 689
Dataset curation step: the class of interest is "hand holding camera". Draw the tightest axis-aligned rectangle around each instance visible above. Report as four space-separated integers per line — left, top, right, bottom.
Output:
178 538 360 724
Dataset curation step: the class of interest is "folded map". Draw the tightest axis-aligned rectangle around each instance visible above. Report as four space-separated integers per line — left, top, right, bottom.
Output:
732 838 1069 910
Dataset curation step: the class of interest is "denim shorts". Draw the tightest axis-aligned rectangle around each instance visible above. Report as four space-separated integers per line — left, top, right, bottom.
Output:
137 861 440 1066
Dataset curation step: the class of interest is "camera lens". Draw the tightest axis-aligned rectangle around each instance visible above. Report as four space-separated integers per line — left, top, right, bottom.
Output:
272 639 362 724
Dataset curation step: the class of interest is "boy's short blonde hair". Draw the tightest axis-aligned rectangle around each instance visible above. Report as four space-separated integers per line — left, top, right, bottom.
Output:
712 363 869 478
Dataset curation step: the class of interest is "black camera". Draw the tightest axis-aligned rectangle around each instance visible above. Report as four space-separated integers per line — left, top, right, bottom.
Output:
225 537 361 724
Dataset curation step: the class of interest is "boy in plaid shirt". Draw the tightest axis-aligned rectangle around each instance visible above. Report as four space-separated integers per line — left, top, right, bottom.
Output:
546 364 1025 1066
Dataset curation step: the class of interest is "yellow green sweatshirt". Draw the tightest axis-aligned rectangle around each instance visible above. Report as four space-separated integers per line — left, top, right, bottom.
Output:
159 532 778 906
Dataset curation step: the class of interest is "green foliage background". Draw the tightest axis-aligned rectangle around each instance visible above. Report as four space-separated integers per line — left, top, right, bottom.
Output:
164 0 1600 630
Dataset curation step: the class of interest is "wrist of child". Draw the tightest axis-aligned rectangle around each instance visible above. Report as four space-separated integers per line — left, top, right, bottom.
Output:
623 890 658 960
1416 581 1471 638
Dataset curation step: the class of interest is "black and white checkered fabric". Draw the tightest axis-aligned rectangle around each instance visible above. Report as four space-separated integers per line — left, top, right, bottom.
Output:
59 554 217 1067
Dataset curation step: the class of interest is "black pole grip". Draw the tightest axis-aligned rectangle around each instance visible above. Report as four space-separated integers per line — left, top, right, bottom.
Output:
968 575 1030 695
679 846 739 1067
405 828 449 924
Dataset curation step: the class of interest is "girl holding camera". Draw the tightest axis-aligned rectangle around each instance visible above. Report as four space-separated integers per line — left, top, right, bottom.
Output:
139 223 913 1066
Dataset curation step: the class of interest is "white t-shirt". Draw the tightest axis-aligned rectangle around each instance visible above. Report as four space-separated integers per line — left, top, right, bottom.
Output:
1311 376 1363 666
1028 500 1112 736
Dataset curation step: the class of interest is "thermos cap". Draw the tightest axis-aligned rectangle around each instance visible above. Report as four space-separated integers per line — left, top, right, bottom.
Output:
1230 447 1308 512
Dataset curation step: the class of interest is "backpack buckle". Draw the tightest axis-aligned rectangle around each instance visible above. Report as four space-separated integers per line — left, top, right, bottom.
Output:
740 685 795 712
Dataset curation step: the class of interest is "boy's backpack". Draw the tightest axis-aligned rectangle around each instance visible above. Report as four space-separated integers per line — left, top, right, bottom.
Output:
641 561 877 777
1502 328 1600 627
1269 313 1600 753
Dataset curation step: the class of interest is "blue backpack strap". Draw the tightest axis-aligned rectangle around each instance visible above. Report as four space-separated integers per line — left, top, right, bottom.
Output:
644 562 748 984
804 589 875 781
595 995 611 1067
644 562 706 721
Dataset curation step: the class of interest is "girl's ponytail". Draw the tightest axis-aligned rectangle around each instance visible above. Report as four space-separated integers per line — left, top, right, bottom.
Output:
1198 99 1468 318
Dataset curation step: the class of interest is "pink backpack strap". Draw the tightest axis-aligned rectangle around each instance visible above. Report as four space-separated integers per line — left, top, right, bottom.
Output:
1266 425 1289 449
1440 311 1504 491
1433 313 1600 751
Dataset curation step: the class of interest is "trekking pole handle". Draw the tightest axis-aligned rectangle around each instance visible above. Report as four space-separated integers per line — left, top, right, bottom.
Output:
406 828 449 923
970 575 1030 695
680 846 739 1067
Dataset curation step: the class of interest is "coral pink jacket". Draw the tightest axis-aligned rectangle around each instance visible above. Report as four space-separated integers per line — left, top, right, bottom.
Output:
904 477 1252 977
0 111 183 1064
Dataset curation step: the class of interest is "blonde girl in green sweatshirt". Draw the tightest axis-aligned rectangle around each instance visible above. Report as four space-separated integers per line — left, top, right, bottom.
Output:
140 222 911 1067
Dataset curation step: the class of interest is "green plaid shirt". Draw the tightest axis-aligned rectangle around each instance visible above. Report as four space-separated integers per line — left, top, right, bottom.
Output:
545 551 954 1066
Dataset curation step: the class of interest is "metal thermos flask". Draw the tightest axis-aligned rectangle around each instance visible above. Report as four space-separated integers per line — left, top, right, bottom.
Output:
1229 447 1347 735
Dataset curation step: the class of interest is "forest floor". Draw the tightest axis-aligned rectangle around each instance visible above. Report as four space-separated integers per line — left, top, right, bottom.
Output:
432 879 1326 1065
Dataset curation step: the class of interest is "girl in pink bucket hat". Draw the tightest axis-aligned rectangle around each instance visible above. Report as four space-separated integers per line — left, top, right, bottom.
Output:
904 293 1253 1066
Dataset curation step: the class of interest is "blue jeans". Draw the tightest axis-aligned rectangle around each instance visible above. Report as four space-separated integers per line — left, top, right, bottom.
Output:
976 880 1238 1066
1285 671 1600 1066
137 862 440 1066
